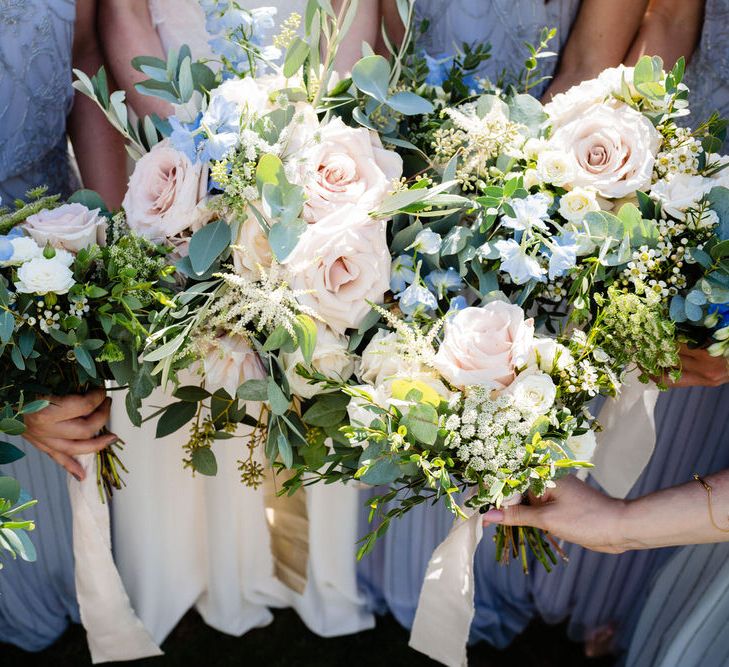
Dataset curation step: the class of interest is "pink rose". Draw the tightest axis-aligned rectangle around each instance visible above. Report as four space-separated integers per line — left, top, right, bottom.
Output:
202 335 266 397
434 302 535 390
122 139 212 244
284 204 390 333
231 206 274 279
295 117 402 223
548 103 661 199
24 203 106 253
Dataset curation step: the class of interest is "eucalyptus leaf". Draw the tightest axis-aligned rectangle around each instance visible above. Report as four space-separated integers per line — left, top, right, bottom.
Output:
191 447 218 476
156 400 197 438
188 220 230 275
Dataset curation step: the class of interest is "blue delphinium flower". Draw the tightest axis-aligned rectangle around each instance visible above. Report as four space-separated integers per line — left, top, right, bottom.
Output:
495 239 546 284
502 193 552 234
408 228 442 255
169 114 203 162
423 52 454 87
425 267 463 299
547 232 579 280
709 303 729 327
447 295 468 315
390 254 416 293
399 283 438 317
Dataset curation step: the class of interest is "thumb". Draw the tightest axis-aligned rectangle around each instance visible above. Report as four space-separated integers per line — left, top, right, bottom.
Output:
482 502 545 529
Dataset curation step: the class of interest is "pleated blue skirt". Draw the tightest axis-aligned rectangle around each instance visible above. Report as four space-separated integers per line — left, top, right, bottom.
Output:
0 438 79 651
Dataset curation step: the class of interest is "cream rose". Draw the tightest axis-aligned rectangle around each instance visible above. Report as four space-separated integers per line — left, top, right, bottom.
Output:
295 117 402 223
202 335 266 397
649 174 714 220
526 338 574 373
231 206 274 279
283 325 354 399
434 302 535 390
549 103 662 199
505 371 556 414
284 205 391 333
14 257 76 295
24 203 107 253
123 139 212 243
566 430 597 461
558 187 601 222
535 150 577 187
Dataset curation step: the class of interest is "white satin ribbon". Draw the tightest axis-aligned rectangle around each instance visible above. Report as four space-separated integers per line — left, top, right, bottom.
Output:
409 509 482 667
591 369 660 498
68 453 163 663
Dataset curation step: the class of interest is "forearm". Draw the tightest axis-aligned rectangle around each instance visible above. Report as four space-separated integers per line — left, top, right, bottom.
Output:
330 0 379 73
624 0 704 67
619 470 729 550
546 0 648 98
69 1 127 209
99 0 172 118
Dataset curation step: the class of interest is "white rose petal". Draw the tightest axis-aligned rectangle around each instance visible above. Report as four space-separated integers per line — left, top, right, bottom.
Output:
283 325 354 399
505 371 556 415
649 174 714 220
558 187 601 222
14 257 76 295
566 430 597 462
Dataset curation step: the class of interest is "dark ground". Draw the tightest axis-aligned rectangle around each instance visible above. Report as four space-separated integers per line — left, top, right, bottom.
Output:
1 608 615 667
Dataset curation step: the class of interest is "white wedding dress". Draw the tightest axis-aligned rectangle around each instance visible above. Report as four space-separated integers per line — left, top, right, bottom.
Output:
108 0 373 646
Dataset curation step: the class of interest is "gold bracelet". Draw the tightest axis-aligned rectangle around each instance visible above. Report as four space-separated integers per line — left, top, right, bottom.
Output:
693 474 729 533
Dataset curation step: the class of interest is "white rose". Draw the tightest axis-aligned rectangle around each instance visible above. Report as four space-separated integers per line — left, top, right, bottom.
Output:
14 257 76 295
347 384 390 431
504 371 556 415
649 174 714 220
294 117 402 223
283 325 354 399
123 139 212 244
566 430 597 462
549 103 662 199
359 330 420 386
522 168 541 190
202 335 266 397
536 149 577 187
24 203 107 253
0 236 42 267
527 338 574 373
434 302 535 390
558 187 601 222
231 206 274 279
523 137 550 161
284 205 391 334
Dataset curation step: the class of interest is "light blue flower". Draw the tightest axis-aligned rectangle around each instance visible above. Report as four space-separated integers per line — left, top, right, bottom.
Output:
447 295 468 314
547 232 579 280
502 193 552 234
208 35 248 67
408 228 442 255
390 254 416 293
423 52 454 87
198 95 241 162
169 115 202 162
398 283 438 317
425 267 463 299
495 239 546 285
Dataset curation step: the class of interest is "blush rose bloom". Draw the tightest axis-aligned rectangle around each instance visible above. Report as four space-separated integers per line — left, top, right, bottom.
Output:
202 335 266 397
548 103 662 199
231 206 274 279
24 203 107 253
295 117 402 223
123 139 212 244
434 302 535 390
283 324 354 399
284 204 391 333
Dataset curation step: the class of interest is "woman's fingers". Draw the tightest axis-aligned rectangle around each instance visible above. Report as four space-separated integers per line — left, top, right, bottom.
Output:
482 503 546 529
48 451 86 481
47 433 118 457
54 397 113 439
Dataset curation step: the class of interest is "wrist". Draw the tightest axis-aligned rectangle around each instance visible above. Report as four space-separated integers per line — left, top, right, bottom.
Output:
607 498 636 553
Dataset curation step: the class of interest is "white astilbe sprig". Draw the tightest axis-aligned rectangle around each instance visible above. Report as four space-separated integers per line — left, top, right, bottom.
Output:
370 302 443 369
207 262 322 340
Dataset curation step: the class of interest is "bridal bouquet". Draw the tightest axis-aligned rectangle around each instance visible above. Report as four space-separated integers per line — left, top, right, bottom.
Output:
0 189 176 498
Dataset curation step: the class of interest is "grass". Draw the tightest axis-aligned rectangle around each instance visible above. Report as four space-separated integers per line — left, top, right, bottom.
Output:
1 609 614 667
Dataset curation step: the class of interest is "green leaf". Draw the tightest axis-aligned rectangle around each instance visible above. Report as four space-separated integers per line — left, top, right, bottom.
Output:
188 220 230 275
74 345 97 379
351 55 391 102
711 239 729 260
173 385 211 402
237 379 269 401
263 325 296 353
283 37 309 77
156 401 197 438
267 378 290 416
178 56 194 102
268 219 306 262
0 310 14 345
191 447 218 476
67 189 108 212
278 432 293 468
0 443 25 464
302 392 350 427
385 91 433 116
293 314 317 364
0 476 21 505
401 403 438 445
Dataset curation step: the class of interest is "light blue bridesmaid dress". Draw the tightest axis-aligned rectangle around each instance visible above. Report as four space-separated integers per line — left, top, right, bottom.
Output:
356 0 583 630
0 0 81 651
